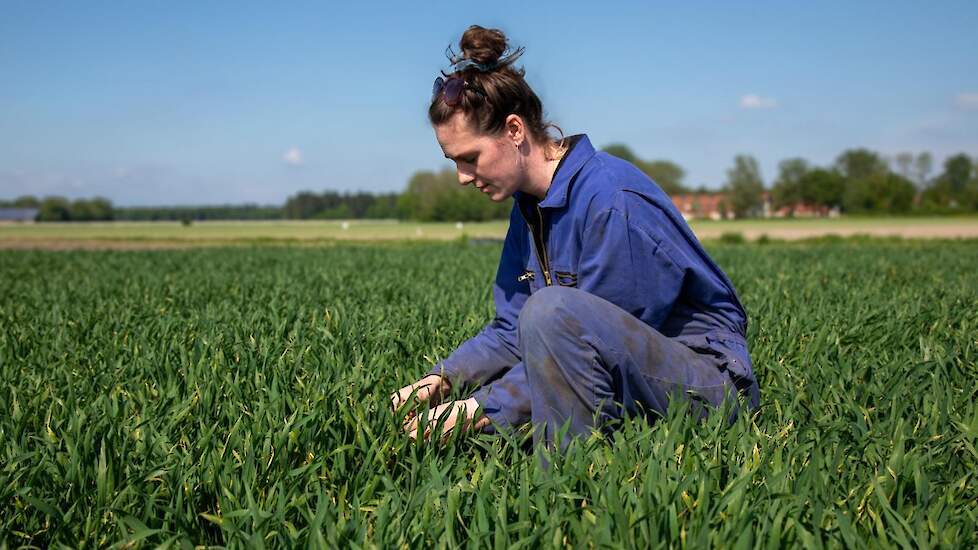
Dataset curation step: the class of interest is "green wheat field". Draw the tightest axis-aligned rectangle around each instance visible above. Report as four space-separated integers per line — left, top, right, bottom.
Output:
1 240 976 547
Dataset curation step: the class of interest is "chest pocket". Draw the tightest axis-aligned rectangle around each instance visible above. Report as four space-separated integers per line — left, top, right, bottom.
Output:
554 271 578 287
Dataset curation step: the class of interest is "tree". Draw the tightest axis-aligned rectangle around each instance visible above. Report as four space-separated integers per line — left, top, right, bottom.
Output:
885 173 919 213
284 191 324 219
398 170 441 221
641 160 686 195
38 196 72 221
771 158 810 214
346 192 376 218
724 155 765 218
365 194 400 219
89 197 114 220
835 148 888 181
601 144 639 164
68 198 113 221
800 168 845 210
923 153 975 209
398 168 509 222
602 144 687 195
843 173 915 214
316 203 351 220
941 154 974 193
894 152 914 181
962 178 978 211
71 199 95 221
13 195 40 208
913 152 933 189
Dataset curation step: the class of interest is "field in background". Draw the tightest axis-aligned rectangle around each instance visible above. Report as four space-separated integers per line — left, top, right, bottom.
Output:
3 217 978 248
1 241 976 546
0 219 508 247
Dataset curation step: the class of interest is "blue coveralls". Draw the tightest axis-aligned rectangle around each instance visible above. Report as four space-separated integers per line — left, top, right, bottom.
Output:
427 135 760 449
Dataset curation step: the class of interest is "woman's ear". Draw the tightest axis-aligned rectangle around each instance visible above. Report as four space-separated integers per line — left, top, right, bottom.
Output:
504 114 526 146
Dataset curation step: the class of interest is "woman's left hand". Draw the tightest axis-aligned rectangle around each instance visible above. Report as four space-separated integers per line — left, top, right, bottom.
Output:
404 397 490 440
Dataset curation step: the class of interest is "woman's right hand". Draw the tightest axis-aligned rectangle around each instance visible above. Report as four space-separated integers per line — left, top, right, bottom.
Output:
390 374 451 415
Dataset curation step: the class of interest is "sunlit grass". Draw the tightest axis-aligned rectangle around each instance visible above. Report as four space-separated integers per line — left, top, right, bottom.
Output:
1 241 976 546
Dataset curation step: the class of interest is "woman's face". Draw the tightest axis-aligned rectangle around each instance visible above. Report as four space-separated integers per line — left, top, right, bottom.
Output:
434 112 524 202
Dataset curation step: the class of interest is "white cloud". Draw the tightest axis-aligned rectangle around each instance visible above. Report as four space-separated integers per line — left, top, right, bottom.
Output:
739 94 778 110
282 147 304 166
954 92 978 110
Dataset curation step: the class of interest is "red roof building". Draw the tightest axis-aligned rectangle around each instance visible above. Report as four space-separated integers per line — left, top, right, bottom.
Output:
670 194 732 220
672 192 838 219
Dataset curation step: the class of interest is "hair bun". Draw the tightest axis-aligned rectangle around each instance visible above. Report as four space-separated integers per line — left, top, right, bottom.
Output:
459 25 507 66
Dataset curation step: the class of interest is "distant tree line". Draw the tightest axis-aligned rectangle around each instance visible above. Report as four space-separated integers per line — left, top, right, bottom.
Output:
602 145 978 218
765 149 924 216
5 148 976 222
116 204 283 221
282 170 511 221
765 150 975 216
283 191 400 219
0 195 115 221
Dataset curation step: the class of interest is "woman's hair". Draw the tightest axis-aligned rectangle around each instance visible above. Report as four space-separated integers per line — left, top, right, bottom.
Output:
429 25 563 155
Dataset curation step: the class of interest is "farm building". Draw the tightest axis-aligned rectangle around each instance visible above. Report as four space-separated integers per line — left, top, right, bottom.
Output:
771 202 841 218
670 194 732 220
672 193 839 220
0 208 39 223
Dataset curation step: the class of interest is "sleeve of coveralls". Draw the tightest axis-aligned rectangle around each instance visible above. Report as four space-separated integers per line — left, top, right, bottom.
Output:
577 203 686 330
425 210 528 388
469 360 532 431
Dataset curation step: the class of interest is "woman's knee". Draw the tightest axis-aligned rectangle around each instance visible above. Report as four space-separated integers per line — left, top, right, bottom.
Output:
519 286 586 336
519 287 593 389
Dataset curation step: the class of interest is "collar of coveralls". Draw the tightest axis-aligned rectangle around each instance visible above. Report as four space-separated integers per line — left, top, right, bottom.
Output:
514 134 593 210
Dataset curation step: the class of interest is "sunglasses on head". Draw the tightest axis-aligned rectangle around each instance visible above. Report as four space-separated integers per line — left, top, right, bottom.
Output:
432 76 485 107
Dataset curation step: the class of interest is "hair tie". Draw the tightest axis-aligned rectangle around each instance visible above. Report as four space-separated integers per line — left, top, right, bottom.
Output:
444 45 525 73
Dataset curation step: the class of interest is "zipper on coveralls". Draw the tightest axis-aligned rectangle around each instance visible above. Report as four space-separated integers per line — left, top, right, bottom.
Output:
518 201 553 286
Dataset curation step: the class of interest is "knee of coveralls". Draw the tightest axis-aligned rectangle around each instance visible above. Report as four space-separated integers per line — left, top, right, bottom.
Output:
518 286 579 334
518 286 624 442
518 285 597 387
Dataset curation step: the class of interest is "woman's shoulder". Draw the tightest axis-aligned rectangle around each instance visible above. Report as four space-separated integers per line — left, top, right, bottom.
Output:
572 152 675 219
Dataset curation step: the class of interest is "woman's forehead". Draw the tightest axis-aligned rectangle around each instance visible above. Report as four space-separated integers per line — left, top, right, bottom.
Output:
437 114 491 156
438 112 475 139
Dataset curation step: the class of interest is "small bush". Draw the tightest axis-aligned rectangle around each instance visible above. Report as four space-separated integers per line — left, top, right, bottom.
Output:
719 231 746 244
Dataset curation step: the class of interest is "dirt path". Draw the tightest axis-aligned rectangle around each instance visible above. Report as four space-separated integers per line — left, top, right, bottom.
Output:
3 222 978 250
694 223 978 241
0 239 212 251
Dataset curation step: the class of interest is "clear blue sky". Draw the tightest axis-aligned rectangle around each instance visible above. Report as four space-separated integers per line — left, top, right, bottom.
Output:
2 1 976 206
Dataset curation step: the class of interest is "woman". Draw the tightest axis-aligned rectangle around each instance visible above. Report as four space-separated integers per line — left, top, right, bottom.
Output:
391 25 759 450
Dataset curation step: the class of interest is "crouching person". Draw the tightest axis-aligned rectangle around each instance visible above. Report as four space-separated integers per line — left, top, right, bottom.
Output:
391 25 759 451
